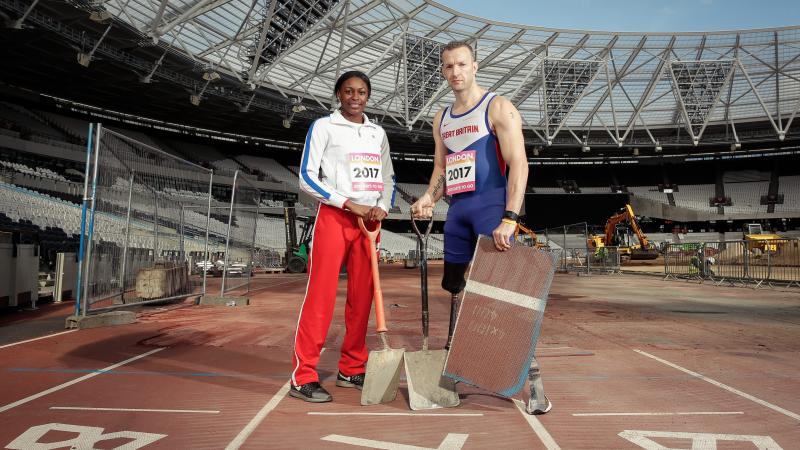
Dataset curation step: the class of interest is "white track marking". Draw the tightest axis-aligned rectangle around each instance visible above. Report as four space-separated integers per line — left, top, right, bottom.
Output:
51 406 219 414
225 347 326 450
224 381 290 450
513 399 560 450
635 349 800 421
0 330 77 349
308 412 483 417
0 347 165 413
619 430 783 450
321 433 468 450
573 411 743 417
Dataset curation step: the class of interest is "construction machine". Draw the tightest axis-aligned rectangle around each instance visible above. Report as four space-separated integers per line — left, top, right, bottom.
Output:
588 204 660 260
284 204 315 273
516 222 547 248
742 223 782 253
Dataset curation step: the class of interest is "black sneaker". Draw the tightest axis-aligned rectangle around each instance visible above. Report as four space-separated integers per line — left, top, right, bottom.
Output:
289 382 332 403
335 372 365 390
526 394 552 415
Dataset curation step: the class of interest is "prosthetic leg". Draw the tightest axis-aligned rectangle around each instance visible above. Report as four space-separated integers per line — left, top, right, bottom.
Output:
441 261 468 350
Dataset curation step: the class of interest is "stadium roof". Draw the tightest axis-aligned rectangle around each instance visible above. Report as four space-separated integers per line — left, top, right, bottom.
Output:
2 0 800 154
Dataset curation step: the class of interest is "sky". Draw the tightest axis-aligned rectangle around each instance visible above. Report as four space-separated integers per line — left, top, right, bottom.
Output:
442 0 800 32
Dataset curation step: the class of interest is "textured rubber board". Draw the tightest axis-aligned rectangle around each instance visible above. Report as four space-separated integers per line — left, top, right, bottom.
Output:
443 236 558 397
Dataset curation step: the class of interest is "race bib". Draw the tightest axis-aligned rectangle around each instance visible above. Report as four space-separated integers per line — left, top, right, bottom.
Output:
349 152 383 192
445 150 476 195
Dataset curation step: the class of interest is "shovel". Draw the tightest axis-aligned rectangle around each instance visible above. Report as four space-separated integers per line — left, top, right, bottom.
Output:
404 213 460 410
359 217 405 406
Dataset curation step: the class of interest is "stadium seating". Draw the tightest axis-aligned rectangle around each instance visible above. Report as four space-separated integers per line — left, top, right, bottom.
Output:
775 176 800 214
237 155 296 186
724 181 770 214
396 183 448 215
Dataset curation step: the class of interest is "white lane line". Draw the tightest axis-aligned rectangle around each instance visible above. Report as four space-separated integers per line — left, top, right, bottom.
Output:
308 412 484 417
0 330 77 349
0 347 165 414
225 380 290 450
573 411 743 417
51 406 219 414
635 349 800 421
225 346 327 450
225 345 326 450
513 399 560 450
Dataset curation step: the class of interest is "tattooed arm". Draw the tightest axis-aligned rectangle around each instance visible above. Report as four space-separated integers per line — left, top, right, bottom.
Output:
411 109 447 219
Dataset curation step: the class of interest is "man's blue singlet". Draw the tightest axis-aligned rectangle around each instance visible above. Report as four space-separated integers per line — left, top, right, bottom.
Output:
440 91 508 263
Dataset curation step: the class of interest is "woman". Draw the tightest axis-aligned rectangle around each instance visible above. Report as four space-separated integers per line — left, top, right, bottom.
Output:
290 70 395 402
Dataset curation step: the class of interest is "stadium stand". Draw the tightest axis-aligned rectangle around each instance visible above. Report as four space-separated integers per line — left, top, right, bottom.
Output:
237 155 297 186
396 183 448 215
775 176 800 214
671 184 718 213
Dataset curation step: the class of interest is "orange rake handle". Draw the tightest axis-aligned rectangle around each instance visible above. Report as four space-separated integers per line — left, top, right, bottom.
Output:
358 217 386 333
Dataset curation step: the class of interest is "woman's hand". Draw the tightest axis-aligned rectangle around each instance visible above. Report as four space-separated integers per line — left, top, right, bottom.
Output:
368 207 388 222
344 200 372 219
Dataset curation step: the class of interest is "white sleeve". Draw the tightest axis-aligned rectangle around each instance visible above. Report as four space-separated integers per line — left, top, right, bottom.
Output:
298 120 349 209
376 132 395 213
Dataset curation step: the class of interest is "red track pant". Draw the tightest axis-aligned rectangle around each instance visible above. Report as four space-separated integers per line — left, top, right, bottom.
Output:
291 204 377 386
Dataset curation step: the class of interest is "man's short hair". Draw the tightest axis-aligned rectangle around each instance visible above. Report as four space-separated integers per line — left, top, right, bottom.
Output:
442 41 475 61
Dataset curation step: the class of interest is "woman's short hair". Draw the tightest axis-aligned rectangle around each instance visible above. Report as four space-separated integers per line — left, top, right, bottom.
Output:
334 70 371 97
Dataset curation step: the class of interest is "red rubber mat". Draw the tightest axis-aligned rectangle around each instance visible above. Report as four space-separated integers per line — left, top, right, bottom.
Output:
443 236 558 396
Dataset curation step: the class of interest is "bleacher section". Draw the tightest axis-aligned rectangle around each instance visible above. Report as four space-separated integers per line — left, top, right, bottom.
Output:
237 155 296 186
671 184 717 214
725 181 770 214
0 160 68 182
396 183 447 215
0 102 68 141
626 186 669 203
38 111 90 140
775 176 800 215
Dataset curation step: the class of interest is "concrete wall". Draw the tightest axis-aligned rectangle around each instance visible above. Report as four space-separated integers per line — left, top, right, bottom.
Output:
0 243 39 308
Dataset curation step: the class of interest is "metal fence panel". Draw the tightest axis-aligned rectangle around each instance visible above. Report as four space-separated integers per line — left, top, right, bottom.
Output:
588 246 622 273
666 239 800 287
220 171 261 296
664 242 704 279
77 125 213 314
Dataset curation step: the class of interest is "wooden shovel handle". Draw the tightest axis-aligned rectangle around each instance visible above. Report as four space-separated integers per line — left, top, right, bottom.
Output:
358 218 386 333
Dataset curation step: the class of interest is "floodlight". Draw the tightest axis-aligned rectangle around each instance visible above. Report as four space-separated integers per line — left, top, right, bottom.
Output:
89 11 112 23
77 53 91 67
203 71 220 82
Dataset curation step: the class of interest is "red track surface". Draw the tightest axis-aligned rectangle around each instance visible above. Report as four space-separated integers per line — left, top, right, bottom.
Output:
1 267 799 449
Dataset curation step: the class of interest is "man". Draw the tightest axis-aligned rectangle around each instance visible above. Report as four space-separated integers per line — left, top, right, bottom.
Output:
411 40 550 415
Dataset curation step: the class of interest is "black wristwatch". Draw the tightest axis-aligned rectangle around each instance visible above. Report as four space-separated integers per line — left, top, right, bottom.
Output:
502 210 519 222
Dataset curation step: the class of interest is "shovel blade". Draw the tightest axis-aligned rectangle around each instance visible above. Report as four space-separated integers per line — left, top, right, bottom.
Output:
361 347 405 406
404 349 460 410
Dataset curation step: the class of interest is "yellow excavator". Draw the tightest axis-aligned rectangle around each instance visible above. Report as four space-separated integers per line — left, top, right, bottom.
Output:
515 222 547 248
588 204 660 260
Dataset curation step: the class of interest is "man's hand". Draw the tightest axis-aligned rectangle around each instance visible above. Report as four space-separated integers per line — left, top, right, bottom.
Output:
367 207 388 222
492 221 516 251
411 193 435 219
